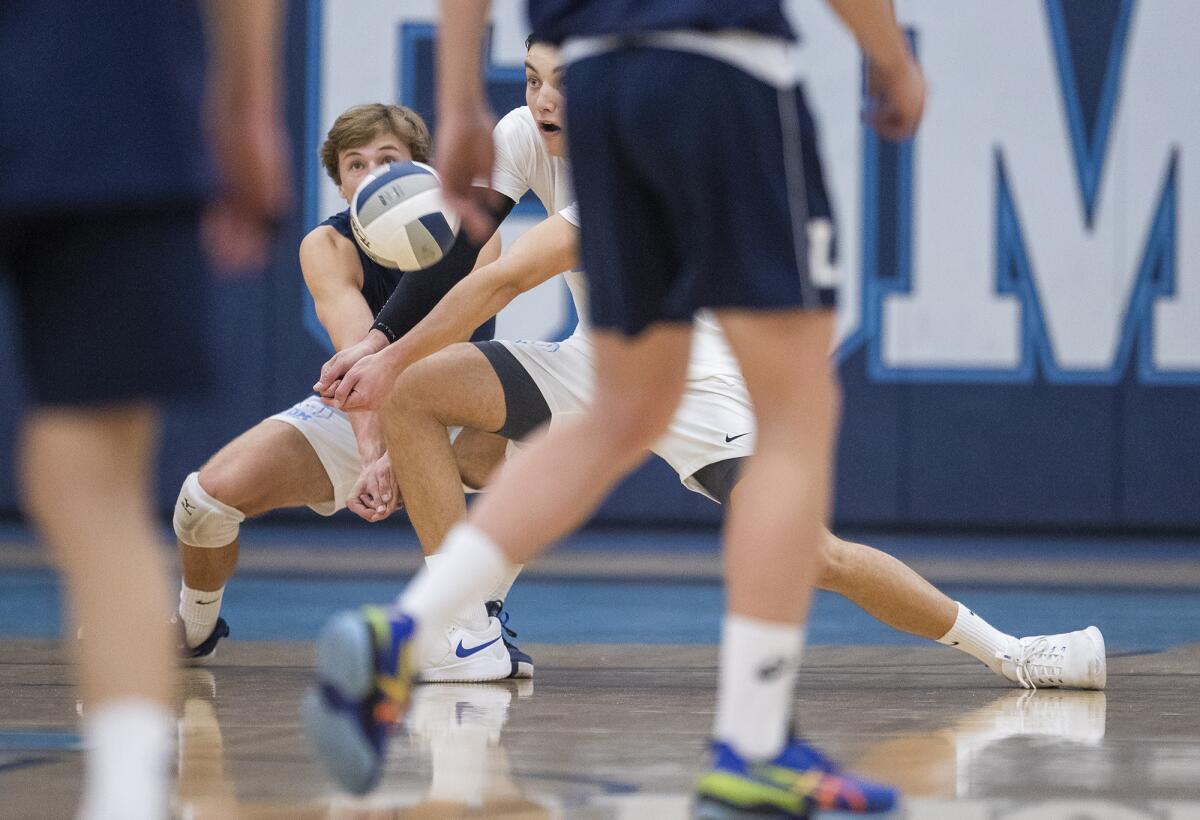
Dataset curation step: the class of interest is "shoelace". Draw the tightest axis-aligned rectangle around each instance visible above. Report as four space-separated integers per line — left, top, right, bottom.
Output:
485 600 518 639
997 636 1066 690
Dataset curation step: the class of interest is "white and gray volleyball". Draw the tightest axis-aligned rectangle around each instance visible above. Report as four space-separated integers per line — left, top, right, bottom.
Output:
350 161 460 271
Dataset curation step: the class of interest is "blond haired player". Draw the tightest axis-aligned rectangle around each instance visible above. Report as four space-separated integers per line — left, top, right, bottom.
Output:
171 103 521 681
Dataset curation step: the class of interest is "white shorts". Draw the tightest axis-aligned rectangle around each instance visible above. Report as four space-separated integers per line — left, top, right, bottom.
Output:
267 396 362 516
499 335 756 502
267 396 468 516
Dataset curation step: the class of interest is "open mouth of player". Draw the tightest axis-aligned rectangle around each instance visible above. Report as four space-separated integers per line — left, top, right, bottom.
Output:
538 122 561 134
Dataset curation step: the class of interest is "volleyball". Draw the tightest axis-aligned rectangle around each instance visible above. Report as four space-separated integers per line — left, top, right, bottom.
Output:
349 161 460 271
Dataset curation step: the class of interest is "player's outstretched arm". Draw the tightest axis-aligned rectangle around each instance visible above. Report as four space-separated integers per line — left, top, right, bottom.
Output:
314 197 512 397
300 225 388 461
300 227 378 351
369 195 512 345
327 212 578 412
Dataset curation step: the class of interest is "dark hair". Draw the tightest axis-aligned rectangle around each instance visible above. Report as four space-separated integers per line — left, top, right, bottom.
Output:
525 33 549 50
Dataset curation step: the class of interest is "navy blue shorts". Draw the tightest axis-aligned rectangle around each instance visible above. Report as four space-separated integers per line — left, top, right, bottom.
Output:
566 48 836 336
0 203 212 406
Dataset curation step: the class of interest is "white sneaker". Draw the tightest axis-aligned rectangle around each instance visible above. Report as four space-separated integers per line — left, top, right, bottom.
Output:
418 616 513 683
998 626 1106 690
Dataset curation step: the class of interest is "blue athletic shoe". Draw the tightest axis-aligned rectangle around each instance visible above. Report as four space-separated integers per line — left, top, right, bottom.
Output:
486 600 534 679
695 737 899 818
176 617 229 666
302 606 415 795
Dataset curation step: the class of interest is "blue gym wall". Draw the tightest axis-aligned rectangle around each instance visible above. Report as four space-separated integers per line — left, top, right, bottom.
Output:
0 0 1196 532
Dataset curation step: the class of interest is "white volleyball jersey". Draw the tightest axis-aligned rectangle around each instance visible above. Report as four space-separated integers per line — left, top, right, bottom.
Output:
494 107 742 383
492 107 591 334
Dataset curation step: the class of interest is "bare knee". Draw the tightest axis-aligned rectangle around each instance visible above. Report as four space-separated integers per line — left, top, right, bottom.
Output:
453 430 507 490
195 459 256 517
384 361 443 430
185 420 332 524
815 529 850 591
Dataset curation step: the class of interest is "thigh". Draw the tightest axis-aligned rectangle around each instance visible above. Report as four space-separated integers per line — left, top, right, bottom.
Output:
487 338 592 426
473 340 554 439
714 309 837 430
6 204 211 406
200 410 337 517
394 342 509 432
589 324 693 425
452 428 509 490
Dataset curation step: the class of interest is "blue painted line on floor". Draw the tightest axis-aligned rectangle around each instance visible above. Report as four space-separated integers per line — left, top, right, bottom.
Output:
1 569 1197 650
3 520 1198 560
0 731 81 751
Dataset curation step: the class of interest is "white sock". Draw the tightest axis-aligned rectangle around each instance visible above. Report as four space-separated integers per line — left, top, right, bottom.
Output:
937 602 1018 675
713 614 806 761
401 525 511 635
486 564 523 603
422 553 491 632
77 698 172 820
179 584 224 648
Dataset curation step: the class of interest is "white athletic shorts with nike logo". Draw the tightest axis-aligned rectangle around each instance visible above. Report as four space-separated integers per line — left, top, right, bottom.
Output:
499 333 757 502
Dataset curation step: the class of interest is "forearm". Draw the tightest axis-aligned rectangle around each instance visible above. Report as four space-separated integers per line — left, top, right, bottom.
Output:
437 1 491 109
826 0 910 71
205 0 283 115
322 308 376 354
371 198 513 342
347 411 385 462
381 275 515 375
387 214 577 369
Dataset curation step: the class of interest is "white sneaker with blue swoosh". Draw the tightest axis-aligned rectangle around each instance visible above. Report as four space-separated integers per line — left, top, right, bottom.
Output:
419 616 513 683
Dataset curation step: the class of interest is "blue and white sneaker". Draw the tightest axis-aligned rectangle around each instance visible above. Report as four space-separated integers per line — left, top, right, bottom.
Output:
487 600 534 679
695 737 899 818
302 606 415 795
418 615 515 683
175 617 230 666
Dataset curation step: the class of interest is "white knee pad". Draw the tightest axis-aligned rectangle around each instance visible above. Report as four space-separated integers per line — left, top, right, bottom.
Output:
173 472 246 548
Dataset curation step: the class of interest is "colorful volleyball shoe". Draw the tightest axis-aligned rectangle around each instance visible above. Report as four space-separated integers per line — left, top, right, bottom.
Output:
302 606 415 795
695 738 899 818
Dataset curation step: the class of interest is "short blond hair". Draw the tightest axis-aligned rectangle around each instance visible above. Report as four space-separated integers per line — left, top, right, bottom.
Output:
320 103 432 185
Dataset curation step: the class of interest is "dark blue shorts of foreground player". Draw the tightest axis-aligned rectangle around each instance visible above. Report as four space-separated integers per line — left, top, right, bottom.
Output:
0 204 212 405
566 47 836 336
